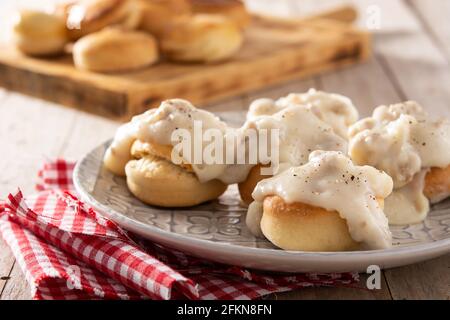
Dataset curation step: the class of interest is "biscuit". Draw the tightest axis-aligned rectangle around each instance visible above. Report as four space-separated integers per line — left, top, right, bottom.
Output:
125 154 227 207
260 196 369 251
73 28 159 72
424 165 450 203
12 10 68 56
159 14 243 62
189 0 250 29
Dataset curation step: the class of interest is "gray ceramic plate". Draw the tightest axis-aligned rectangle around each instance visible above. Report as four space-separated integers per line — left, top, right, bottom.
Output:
73 110 450 273
73 140 450 273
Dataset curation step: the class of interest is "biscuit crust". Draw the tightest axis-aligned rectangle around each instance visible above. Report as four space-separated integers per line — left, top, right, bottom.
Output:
126 154 227 207
260 196 365 252
424 165 450 203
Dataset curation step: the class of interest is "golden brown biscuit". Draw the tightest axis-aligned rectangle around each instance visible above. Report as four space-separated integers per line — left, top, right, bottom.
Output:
189 0 251 29
12 10 68 56
65 0 141 40
73 28 159 72
424 165 450 203
131 140 193 172
53 1 77 20
159 14 243 63
104 148 129 176
238 164 268 205
260 196 380 252
138 0 192 36
125 154 227 207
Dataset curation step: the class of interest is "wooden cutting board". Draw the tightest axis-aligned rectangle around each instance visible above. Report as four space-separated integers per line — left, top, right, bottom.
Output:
0 12 370 120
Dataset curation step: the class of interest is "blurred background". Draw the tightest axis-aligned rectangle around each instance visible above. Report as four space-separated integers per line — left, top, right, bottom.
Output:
0 0 424 39
1 0 448 117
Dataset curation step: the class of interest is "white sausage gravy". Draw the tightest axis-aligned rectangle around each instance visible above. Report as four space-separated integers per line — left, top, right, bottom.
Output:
349 101 450 225
244 103 349 175
104 99 253 184
247 151 394 250
247 88 359 138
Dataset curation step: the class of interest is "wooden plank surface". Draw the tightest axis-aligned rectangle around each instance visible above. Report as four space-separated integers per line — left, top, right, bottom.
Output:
1 262 31 300
408 0 450 61
0 14 370 119
0 0 449 300
385 255 450 300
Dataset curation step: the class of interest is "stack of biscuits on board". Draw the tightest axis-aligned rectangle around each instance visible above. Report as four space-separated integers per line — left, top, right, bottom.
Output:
12 0 250 72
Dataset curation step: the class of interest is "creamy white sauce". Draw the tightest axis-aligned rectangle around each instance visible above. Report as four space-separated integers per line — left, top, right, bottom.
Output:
247 88 358 139
246 104 348 171
136 99 228 145
106 97 353 184
248 151 394 250
349 114 421 188
412 120 450 168
103 111 153 175
349 101 450 224
246 201 265 238
104 99 253 184
384 170 430 225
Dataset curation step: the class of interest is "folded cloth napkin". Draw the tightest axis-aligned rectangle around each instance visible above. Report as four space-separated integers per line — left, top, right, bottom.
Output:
0 159 359 300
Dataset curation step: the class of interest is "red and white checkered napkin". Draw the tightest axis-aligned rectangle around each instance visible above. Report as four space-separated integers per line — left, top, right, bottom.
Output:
0 159 359 300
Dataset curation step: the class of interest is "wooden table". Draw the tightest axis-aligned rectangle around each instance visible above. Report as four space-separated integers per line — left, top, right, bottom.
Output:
0 0 449 300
